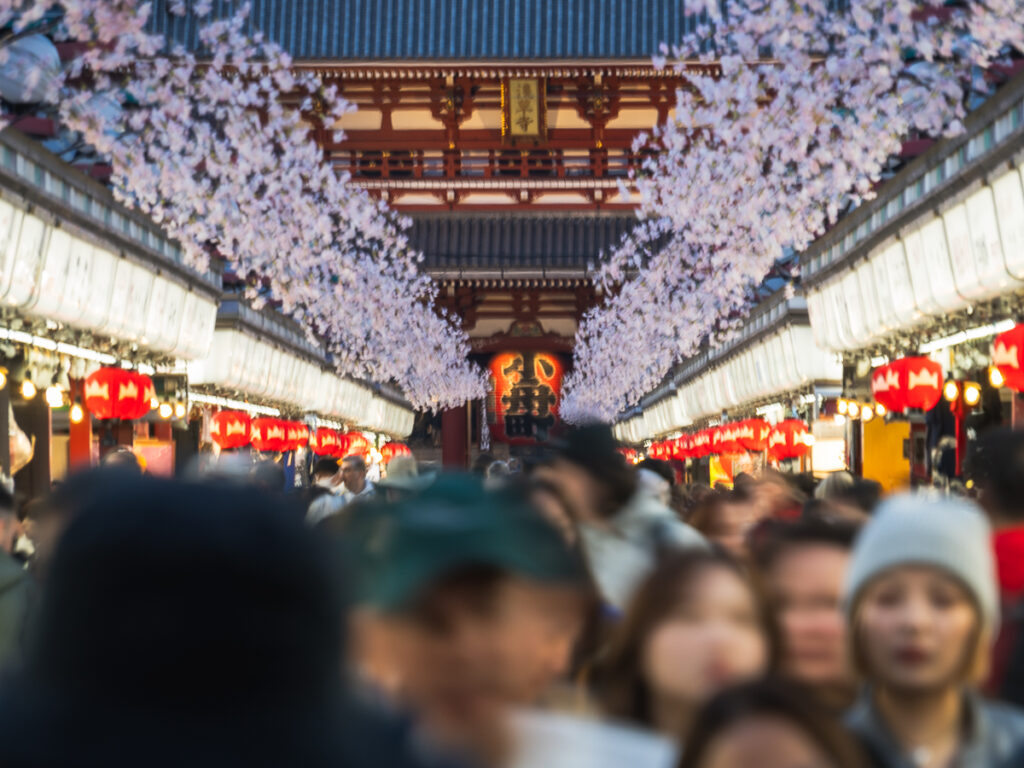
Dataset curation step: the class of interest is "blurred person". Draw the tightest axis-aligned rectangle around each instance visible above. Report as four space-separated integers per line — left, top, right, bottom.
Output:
535 424 705 610
815 471 855 501
753 470 805 520
807 477 882 524
377 455 435 503
0 485 29 669
341 454 374 502
0 472 467 768
637 459 675 508
349 476 592 767
968 427 1024 704
101 447 142 474
753 518 859 710
526 475 577 547
312 457 343 492
485 460 511 490
592 550 775 751
688 487 765 561
250 459 285 494
843 494 1024 768
678 679 866 768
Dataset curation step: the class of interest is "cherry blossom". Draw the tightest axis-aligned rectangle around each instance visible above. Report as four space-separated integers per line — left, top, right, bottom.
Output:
561 0 1024 424
10 0 485 411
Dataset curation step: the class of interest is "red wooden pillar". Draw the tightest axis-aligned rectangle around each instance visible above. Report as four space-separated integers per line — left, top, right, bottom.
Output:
441 404 468 470
153 421 173 442
68 378 92 470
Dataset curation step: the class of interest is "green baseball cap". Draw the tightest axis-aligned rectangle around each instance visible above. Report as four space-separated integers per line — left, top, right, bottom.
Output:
349 474 587 612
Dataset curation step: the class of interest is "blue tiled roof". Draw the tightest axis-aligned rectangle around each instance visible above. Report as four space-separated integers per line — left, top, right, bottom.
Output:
148 0 693 60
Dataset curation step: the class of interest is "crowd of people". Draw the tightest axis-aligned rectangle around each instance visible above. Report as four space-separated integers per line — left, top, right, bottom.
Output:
0 424 1020 767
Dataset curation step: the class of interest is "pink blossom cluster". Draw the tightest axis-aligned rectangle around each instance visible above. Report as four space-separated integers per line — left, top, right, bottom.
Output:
561 0 1024 424
20 0 485 411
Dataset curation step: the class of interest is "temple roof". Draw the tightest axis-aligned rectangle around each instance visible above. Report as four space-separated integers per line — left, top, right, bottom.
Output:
148 0 692 61
408 213 637 271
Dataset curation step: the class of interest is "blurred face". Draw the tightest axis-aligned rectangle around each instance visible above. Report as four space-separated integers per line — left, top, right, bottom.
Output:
709 500 764 559
529 487 577 545
766 544 851 686
642 566 768 707
385 574 514 754
698 716 837 768
341 460 366 493
856 565 979 693
535 460 603 525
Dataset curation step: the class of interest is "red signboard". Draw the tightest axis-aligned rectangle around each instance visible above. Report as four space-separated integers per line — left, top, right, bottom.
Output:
487 351 564 444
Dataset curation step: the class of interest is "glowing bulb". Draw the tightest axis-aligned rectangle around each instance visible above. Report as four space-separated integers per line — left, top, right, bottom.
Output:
847 402 861 419
964 383 982 407
20 380 36 400
836 399 848 416
944 381 960 402
834 414 847 425
69 402 85 424
803 434 816 447
0 369 7 390
990 366 1006 388
173 402 186 419
158 402 173 419
150 397 159 409
862 405 874 423
875 403 886 417
44 386 63 409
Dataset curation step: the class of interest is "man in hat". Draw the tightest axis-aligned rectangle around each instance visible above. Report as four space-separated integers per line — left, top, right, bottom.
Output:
535 423 706 611
348 476 592 768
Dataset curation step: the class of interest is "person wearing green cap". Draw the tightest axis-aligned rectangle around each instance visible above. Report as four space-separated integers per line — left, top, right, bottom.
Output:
347 475 595 768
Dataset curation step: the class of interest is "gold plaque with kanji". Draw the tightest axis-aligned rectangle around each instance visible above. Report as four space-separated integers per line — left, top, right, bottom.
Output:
503 78 546 140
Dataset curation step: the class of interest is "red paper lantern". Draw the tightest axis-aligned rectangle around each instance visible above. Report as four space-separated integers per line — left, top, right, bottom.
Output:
673 435 691 460
871 357 944 412
993 324 1024 391
344 432 370 459
737 418 771 452
251 418 288 452
83 368 154 420
210 411 251 450
767 419 812 461
691 430 711 458
380 442 411 464
311 427 340 456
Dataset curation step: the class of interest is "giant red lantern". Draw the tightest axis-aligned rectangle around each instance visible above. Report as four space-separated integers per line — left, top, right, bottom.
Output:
311 428 341 456
871 357 944 412
767 420 812 461
210 411 251 450
83 368 154 420
250 418 288 452
691 430 711 458
380 442 411 464
673 434 691 460
993 324 1024 391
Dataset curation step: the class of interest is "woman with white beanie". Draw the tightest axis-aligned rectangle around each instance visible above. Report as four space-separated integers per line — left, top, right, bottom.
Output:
842 494 1024 768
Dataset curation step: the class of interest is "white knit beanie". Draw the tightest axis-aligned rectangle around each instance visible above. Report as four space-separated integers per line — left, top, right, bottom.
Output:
843 493 999 635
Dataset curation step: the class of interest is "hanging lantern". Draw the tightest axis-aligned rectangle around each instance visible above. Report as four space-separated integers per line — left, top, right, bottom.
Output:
993 324 1024 391
380 442 411 464
871 357 944 412
311 427 341 456
767 419 813 461
344 432 370 459
719 424 743 454
251 418 288 452
210 411 251 450
738 418 771 452
83 368 154 421
673 434 691 460
691 430 711 458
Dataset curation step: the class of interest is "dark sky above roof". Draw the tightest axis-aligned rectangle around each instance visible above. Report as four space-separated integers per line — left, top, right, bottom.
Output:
148 0 693 60
408 214 638 270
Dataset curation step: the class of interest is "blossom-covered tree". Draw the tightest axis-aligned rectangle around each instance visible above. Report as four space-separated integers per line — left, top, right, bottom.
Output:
561 0 1024 423
7 0 486 411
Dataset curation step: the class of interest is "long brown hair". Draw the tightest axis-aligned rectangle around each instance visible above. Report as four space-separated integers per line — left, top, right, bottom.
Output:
591 549 779 728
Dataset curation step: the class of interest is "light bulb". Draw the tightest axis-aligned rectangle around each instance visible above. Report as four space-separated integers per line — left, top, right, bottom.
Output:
0 369 7 390
69 402 85 424
990 366 1006 388
150 396 159 409
20 380 36 400
44 385 63 409
174 402 186 419
875 403 886 417
964 383 982 407
944 381 960 402
836 399 848 416
847 402 861 419
834 414 847 425
862 405 874 422
158 402 173 419
803 434 816 447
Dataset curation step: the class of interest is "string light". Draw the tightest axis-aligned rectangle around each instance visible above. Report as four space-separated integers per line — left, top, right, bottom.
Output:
69 402 85 424
20 380 36 400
